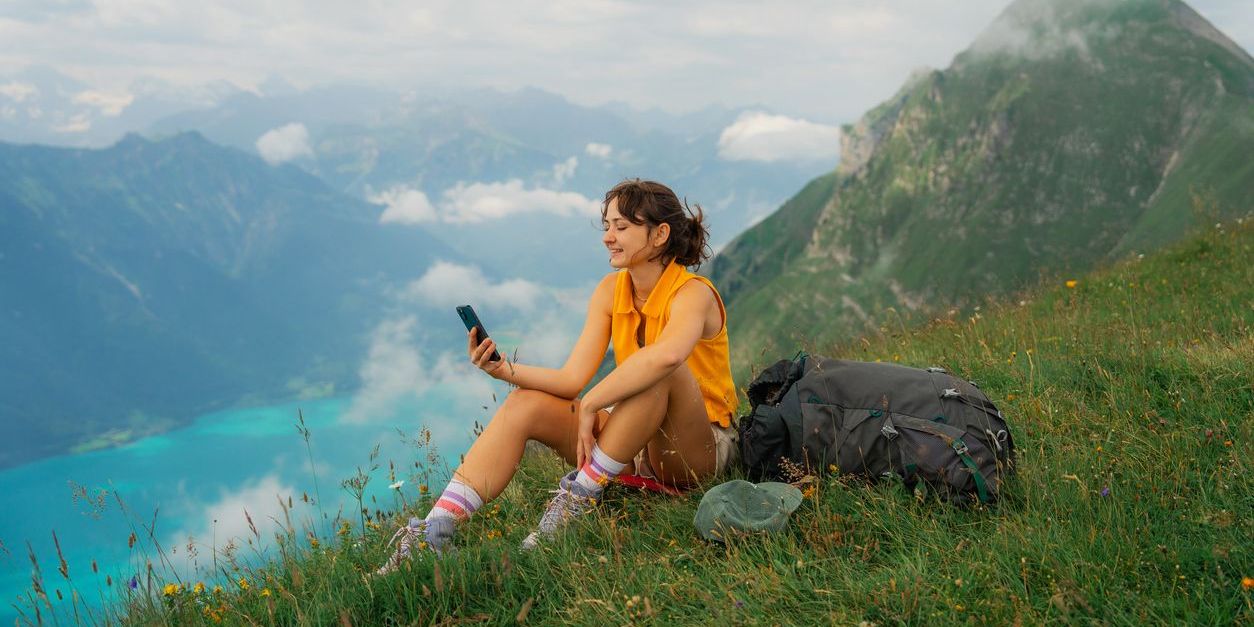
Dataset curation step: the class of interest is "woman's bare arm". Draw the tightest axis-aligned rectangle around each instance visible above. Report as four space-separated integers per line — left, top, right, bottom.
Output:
579 280 713 413
481 274 615 399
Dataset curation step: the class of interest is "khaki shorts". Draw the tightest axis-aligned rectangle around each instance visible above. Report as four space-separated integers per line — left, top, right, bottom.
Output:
629 421 741 481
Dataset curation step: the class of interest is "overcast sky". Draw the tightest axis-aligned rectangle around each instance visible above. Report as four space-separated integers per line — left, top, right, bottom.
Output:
1 0 1250 123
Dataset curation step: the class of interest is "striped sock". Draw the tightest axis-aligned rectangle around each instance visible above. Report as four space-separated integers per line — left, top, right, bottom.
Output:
573 444 628 496
426 478 484 523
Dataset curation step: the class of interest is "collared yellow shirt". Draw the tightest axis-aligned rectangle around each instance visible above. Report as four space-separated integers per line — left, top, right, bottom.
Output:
610 260 737 428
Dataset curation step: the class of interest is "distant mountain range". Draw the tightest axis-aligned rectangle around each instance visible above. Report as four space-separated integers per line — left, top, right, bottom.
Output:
710 0 1254 379
144 85 826 284
0 132 460 468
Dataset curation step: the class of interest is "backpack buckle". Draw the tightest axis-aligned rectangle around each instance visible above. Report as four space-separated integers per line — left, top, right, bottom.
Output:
881 423 899 440
941 388 961 399
950 439 970 455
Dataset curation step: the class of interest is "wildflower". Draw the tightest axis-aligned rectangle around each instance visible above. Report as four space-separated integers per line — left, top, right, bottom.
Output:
734 599 745 609
389 480 405 490
213 585 223 595
419 484 429 495
309 536 320 549
1065 280 1077 289
237 577 250 591
1243 576 1254 590
1006 394 1017 401
828 464 838 473
193 582 205 595
163 583 180 596
261 588 272 597
128 576 138 590
1100 487 1110 498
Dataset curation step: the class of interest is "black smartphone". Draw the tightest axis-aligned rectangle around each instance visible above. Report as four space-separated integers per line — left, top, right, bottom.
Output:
456 305 501 362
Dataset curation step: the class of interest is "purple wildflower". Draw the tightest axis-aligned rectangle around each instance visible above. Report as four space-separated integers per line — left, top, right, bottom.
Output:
735 599 745 609
1100 486 1110 498
129 576 138 590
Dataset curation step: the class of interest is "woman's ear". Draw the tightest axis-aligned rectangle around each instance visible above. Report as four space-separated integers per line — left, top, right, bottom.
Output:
652 222 670 247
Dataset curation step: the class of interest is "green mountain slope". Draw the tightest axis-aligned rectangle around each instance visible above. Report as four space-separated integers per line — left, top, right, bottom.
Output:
709 0 1254 381
0 133 461 468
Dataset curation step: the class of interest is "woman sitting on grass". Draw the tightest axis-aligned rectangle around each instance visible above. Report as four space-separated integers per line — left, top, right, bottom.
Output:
377 179 739 573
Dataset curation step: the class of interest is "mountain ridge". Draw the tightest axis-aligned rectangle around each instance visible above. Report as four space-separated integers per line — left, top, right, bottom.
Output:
709 0 1254 382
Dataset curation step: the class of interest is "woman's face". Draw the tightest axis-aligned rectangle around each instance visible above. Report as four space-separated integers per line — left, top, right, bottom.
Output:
602 198 665 269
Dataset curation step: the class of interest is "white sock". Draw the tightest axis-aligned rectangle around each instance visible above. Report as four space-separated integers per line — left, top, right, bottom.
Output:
574 444 628 495
426 477 484 522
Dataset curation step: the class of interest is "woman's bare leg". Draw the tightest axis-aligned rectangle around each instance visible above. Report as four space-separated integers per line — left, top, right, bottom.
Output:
594 362 717 488
450 389 619 503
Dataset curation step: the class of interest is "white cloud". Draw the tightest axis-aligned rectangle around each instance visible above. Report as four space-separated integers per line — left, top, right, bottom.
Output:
404 261 545 312
373 186 437 224
552 155 578 185
717 111 842 162
52 113 91 133
0 81 37 102
343 315 495 424
255 122 313 165
1 1 1251 125
584 142 612 158
439 179 600 224
72 89 134 116
172 474 296 548
344 317 427 423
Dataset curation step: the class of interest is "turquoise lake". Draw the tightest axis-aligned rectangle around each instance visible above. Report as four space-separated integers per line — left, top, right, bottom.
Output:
0 383 510 623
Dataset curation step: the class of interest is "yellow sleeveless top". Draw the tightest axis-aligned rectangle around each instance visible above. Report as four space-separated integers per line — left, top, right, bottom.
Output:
610 260 737 428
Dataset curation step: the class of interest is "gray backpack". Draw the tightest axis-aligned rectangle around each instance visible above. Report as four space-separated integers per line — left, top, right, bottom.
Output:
737 353 1015 503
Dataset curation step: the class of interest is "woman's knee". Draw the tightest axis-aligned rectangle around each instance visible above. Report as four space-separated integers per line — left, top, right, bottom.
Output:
494 389 562 434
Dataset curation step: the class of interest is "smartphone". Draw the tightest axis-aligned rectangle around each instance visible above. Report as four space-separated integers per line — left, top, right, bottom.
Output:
456 305 501 362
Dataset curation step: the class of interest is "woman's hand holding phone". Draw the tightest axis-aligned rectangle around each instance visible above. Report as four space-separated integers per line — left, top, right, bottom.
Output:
468 328 506 377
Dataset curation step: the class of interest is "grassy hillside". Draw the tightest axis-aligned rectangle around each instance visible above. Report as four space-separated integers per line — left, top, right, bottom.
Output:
28 216 1248 625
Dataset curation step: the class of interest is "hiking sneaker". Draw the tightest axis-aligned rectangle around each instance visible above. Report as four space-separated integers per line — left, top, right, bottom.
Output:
521 470 600 550
374 516 455 575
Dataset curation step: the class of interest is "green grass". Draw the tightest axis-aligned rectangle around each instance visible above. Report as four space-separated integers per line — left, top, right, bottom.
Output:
24 219 1252 624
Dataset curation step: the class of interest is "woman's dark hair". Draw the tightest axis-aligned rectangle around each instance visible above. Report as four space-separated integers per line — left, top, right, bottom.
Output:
601 179 711 269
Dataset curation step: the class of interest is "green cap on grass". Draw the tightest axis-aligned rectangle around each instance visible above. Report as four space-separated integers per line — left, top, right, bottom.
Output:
693 479 803 542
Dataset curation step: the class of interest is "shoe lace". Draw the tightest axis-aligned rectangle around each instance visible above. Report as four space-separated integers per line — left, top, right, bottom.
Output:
537 488 593 533
385 523 423 551
376 524 425 575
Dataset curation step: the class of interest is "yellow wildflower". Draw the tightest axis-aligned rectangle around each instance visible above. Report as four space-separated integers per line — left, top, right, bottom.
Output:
1065 280 1078 289
309 536 320 549
237 577 250 591
193 582 205 595
212 585 223 595
162 583 180 596
1243 576 1254 590
261 588 272 597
